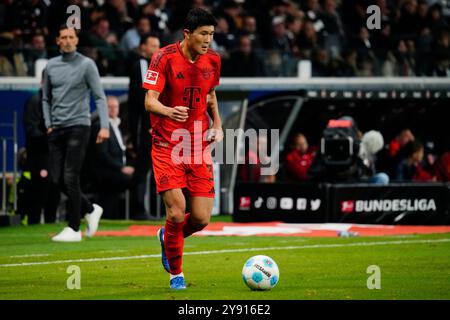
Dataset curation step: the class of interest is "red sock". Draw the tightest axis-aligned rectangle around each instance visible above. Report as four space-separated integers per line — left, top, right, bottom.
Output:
164 219 184 275
182 213 207 238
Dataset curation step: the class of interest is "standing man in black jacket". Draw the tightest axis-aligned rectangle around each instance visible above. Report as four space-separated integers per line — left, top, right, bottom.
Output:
127 33 160 218
91 96 135 219
23 80 60 224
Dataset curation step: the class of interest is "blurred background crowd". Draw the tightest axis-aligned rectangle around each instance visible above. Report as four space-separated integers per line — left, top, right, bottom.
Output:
1 0 450 77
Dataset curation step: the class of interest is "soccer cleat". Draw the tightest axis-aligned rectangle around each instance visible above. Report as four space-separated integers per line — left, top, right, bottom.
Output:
85 203 103 238
52 227 82 242
157 228 170 273
170 276 186 290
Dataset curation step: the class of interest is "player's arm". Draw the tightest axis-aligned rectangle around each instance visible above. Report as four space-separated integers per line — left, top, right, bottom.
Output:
206 88 223 142
144 90 188 122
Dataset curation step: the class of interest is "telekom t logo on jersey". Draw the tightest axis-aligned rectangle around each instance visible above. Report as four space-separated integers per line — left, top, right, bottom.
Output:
170 122 279 176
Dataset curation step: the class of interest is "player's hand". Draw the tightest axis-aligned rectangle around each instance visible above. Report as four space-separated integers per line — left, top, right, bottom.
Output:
96 128 110 144
168 106 189 122
206 126 224 143
47 128 53 134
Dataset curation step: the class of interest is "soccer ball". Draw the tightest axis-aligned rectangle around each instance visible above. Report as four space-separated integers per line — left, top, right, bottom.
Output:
242 255 279 290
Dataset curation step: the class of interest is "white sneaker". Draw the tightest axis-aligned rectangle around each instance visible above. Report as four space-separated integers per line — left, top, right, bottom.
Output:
52 227 82 242
85 203 103 238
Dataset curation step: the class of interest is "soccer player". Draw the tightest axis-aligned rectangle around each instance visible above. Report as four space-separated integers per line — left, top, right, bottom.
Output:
143 8 223 289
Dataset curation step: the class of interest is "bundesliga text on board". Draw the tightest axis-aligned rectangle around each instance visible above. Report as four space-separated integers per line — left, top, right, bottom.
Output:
341 199 437 213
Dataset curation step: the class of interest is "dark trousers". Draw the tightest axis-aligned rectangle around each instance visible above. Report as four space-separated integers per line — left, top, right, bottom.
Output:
26 136 60 224
48 126 93 231
97 171 133 219
131 127 153 216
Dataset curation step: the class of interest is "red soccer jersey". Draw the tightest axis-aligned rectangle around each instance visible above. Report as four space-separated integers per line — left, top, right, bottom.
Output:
142 41 221 152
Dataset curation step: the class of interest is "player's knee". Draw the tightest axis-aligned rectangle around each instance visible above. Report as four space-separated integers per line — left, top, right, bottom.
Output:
191 216 210 230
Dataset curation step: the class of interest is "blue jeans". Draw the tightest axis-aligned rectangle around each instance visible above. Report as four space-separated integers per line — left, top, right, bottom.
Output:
368 172 390 185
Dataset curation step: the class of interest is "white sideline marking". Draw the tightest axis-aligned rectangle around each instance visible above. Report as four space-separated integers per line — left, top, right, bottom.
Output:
9 254 51 258
0 238 449 268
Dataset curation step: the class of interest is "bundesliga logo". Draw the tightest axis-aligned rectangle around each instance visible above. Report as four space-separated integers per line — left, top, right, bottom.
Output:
341 199 437 213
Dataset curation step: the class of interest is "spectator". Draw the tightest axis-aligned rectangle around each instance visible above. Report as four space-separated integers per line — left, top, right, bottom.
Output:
141 0 171 37
268 15 293 57
223 34 265 77
24 33 47 77
382 39 416 76
127 33 160 219
389 129 415 158
23 75 60 224
396 140 436 182
395 0 420 38
331 48 357 77
286 15 303 56
43 26 109 242
296 20 320 59
435 151 450 182
102 0 133 38
213 16 236 54
0 32 28 76
285 133 316 182
239 15 262 49
239 135 276 183
6 0 48 37
89 17 123 75
350 26 376 67
120 16 151 56
91 96 135 219
429 28 450 76
218 0 242 35
320 0 345 58
311 48 332 76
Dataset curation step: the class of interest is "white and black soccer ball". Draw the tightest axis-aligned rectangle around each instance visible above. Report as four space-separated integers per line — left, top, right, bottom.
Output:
242 255 280 290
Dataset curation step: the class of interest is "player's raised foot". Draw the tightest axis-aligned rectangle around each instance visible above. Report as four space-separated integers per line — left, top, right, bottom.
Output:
85 204 103 238
170 276 186 290
157 228 170 273
52 227 82 242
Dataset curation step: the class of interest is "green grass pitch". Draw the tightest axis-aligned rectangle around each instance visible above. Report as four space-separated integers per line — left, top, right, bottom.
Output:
0 216 449 300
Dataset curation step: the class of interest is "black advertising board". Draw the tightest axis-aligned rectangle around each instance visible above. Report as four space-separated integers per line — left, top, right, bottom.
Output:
329 183 450 225
233 182 327 223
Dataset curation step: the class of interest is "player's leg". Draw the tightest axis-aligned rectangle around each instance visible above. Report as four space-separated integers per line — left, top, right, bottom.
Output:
184 162 215 238
161 188 187 289
152 145 188 288
183 196 213 238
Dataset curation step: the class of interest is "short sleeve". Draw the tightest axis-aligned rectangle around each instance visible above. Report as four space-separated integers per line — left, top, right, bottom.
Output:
142 50 166 92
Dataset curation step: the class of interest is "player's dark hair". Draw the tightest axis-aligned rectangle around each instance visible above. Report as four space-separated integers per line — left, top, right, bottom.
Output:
183 8 217 32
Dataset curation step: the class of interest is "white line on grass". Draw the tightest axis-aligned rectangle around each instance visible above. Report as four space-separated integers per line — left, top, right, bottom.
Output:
9 254 51 258
1 238 449 268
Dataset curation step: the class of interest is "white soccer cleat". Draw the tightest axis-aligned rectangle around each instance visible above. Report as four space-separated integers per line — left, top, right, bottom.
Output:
85 203 103 238
52 227 82 242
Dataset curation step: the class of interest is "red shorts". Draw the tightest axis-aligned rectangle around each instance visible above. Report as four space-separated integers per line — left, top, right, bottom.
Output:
151 144 215 198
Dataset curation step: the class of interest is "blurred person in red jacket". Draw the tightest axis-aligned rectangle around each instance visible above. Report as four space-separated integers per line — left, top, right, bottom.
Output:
435 151 450 182
389 128 415 157
396 140 436 182
285 133 316 182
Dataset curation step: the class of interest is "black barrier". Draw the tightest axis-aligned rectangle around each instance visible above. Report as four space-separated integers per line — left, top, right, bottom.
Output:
329 183 450 225
233 182 450 225
233 182 328 223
